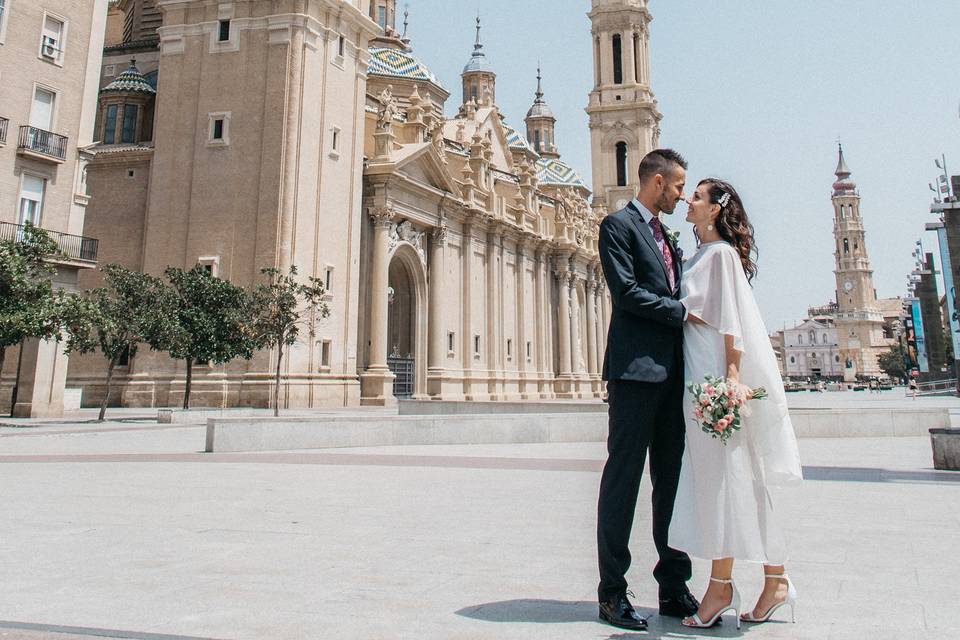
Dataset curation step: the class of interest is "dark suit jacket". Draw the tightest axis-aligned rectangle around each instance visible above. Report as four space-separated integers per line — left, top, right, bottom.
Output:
599 201 684 383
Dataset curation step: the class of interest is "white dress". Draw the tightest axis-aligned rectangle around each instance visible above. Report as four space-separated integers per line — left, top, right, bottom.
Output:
667 242 803 564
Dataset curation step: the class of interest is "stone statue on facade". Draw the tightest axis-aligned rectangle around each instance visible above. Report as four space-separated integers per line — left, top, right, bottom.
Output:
377 85 399 131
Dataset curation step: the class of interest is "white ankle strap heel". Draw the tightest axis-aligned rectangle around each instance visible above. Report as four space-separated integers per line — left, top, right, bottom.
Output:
740 573 798 624
681 577 742 630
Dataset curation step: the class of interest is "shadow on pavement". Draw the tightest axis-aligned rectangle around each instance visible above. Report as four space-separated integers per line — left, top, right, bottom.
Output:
456 599 756 638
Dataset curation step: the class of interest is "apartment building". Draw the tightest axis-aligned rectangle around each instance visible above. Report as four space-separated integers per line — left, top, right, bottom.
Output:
0 0 107 416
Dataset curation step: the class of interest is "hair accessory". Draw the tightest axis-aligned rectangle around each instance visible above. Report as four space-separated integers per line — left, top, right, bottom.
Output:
717 192 732 208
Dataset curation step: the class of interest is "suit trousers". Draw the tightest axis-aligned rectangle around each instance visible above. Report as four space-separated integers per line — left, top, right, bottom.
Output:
597 364 692 601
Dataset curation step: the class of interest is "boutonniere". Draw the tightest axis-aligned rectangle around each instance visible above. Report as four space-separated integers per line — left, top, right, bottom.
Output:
663 226 683 260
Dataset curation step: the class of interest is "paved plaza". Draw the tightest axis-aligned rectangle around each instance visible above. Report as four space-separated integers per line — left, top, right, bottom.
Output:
1 393 958 639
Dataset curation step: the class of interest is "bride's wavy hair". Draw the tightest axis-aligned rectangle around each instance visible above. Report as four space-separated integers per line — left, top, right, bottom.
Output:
698 178 758 284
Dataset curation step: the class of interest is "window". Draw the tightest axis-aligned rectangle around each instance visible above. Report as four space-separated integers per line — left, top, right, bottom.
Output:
0 1 6 40
790 356 795 364
218 20 230 42
377 5 387 29
612 34 623 84
338 34 345 57
506 338 513 359
30 87 56 131
838 205 845 219
117 345 132 367
120 104 138 143
319 340 332 370
330 126 341 158
835 355 841 363
526 341 532 360
207 112 230 146
127 169 135 178
615 141 628 187
809 330 816 344
843 238 850 254
473 335 481 356
534 130 541 150
324 266 333 292
104 64 116 77
798 334 803 344
447 332 455 354
18 175 45 226
198 256 219 277
103 104 118 144
40 14 65 64
823 333 828 344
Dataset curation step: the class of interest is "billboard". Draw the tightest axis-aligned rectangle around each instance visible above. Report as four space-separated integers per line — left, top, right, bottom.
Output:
910 298 929 373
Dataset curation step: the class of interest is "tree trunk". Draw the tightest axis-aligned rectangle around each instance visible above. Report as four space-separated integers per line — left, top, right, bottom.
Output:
0 346 6 380
273 342 283 418
98 357 117 422
183 357 193 410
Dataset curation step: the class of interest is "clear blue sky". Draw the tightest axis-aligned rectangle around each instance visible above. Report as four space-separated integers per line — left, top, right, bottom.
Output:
403 0 960 330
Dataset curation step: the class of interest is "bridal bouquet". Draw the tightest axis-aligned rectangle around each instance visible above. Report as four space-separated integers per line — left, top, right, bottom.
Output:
687 375 767 445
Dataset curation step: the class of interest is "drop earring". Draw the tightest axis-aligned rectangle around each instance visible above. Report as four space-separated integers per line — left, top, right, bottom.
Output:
707 224 714 231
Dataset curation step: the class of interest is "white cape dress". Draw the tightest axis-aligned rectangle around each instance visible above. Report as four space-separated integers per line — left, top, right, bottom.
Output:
667 241 803 564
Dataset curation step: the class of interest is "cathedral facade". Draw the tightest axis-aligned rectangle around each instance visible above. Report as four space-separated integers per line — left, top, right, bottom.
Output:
69 0 660 408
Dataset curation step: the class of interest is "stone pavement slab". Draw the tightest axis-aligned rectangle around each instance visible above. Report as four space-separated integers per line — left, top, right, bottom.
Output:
0 415 957 639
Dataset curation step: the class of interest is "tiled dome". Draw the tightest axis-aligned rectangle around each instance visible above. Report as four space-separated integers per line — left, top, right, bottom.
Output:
536 158 588 189
368 47 444 87
101 61 156 95
501 121 535 154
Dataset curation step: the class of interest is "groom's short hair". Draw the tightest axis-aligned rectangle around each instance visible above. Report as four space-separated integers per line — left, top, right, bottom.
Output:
638 148 687 184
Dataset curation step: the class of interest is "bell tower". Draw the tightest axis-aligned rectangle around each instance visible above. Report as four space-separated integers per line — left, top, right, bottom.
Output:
831 144 885 377
832 144 879 315
586 0 662 212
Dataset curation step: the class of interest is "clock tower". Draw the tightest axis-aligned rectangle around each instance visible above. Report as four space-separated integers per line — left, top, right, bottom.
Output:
586 0 661 212
831 144 885 377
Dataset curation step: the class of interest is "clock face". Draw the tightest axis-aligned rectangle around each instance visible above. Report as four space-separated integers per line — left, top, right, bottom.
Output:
616 198 629 211
844 281 854 291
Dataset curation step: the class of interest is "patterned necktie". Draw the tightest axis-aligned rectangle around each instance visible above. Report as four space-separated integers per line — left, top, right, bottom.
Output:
648 216 676 291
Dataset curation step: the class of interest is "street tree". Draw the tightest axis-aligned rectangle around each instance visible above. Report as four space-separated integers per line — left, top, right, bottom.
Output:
878 343 908 383
63 264 177 422
0 223 66 413
250 266 328 417
163 265 258 409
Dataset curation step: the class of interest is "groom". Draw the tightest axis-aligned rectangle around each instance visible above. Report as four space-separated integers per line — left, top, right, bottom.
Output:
596 148 698 631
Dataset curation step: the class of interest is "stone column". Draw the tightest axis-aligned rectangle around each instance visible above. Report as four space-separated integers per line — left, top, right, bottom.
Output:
533 247 545 394
555 268 573 378
427 224 447 396
485 230 498 397
586 277 598 376
360 208 396 406
570 275 583 376
461 222 473 398
11 338 68 418
515 238 527 397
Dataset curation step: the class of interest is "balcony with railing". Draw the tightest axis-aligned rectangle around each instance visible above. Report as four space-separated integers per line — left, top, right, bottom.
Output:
0 117 8 145
17 125 68 163
0 222 98 264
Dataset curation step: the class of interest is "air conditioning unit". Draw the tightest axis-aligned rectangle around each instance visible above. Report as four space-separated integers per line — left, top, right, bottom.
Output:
41 36 58 59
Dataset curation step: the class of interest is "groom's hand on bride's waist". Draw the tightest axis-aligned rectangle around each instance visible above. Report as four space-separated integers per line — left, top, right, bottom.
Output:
686 312 705 325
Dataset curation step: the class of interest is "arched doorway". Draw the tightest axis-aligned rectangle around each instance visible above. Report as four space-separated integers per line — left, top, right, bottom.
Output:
386 244 428 399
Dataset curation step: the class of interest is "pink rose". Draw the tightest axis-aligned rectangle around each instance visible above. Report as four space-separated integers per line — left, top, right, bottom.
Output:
705 385 714 395
715 419 728 431
725 414 734 422
700 398 710 406
694 408 703 419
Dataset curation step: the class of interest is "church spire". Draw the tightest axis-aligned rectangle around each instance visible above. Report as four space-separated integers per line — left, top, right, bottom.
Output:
525 64 558 158
833 143 856 196
461 14 496 108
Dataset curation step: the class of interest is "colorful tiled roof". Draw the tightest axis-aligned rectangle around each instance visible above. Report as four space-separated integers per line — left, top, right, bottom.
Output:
501 121 535 154
536 158 588 190
101 61 156 95
368 47 444 87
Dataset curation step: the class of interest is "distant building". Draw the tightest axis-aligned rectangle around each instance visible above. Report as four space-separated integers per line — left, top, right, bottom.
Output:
781 317 843 380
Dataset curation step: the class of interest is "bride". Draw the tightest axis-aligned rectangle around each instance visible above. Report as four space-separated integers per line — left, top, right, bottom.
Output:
668 178 803 629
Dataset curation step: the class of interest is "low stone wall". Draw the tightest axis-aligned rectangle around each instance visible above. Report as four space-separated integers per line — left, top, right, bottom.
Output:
930 428 960 470
206 406 952 452
398 400 606 415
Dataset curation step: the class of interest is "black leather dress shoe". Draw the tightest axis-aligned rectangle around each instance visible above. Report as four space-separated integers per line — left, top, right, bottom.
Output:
599 593 648 631
659 590 700 617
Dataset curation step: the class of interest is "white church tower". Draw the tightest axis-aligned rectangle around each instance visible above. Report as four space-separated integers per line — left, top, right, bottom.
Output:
586 0 662 212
